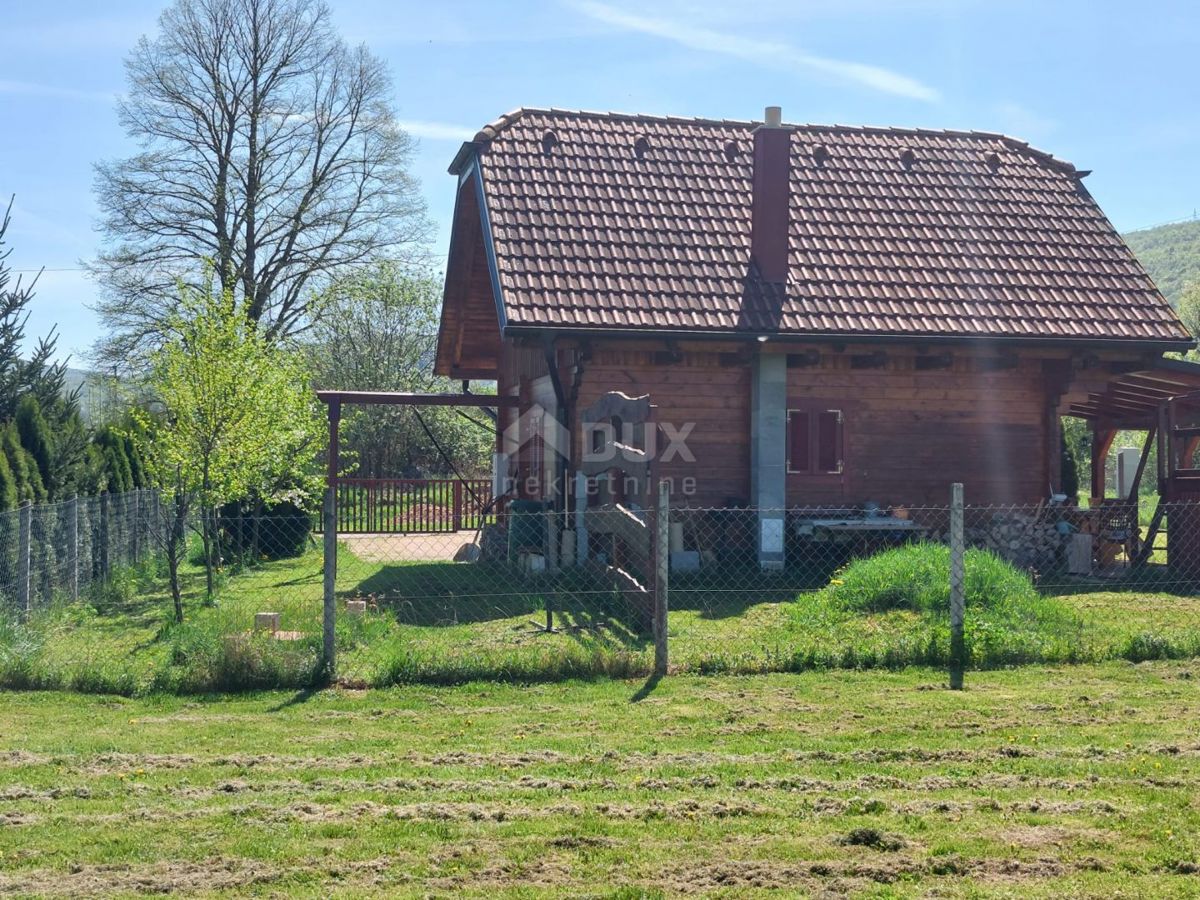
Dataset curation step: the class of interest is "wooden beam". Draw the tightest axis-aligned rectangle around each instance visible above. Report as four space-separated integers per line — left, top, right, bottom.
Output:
1126 426 1156 501
1091 425 1115 500
316 391 519 408
327 399 341 486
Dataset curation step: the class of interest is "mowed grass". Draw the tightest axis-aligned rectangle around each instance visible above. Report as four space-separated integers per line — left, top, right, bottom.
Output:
2 664 1200 896
3 540 1200 693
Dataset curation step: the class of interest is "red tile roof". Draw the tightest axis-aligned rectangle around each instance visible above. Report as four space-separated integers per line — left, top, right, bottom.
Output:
456 108 1192 345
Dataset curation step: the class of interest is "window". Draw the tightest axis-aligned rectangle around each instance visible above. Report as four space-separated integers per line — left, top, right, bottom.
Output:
787 407 844 475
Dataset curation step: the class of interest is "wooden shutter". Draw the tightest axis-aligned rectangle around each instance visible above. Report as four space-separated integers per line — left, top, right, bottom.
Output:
816 409 843 474
787 410 810 473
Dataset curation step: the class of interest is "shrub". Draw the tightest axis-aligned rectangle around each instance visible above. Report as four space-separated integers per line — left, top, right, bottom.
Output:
218 499 314 562
823 542 1038 615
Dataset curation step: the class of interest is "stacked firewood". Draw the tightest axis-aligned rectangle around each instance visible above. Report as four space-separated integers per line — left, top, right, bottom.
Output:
929 511 1067 574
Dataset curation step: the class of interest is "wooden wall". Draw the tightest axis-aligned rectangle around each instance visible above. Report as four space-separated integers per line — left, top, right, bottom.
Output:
565 341 1060 508
784 354 1050 506
573 347 751 507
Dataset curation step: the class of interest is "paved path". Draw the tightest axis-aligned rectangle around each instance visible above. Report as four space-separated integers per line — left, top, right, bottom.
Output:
339 530 481 562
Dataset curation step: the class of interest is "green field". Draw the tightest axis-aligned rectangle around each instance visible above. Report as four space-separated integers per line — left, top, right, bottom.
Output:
4 539 1200 694
2 663 1200 896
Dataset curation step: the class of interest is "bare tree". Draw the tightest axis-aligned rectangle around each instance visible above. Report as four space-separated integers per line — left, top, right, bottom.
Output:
91 0 429 362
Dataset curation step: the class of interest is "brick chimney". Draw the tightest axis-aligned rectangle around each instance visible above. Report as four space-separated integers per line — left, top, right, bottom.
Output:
751 106 791 283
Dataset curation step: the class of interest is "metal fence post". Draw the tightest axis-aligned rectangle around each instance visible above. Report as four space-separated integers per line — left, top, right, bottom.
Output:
17 501 31 619
654 479 670 676
949 482 966 690
322 486 337 679
99 492 111 580
132 491 141 564
68 495 79 603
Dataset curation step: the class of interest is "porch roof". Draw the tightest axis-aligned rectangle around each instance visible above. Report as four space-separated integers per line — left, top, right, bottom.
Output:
1066 357 1200 427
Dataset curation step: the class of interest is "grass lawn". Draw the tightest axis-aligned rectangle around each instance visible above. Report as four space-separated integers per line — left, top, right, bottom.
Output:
4 540 1200 693
2 663 1200 896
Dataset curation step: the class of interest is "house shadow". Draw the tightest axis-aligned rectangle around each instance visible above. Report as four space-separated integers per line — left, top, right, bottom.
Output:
668 565 837 620
349 561 655 641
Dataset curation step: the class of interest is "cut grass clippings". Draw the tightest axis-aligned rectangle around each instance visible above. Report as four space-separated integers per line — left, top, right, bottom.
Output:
2 664 1200 895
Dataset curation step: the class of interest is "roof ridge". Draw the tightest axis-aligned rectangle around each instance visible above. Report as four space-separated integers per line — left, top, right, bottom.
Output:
461 106 1078 174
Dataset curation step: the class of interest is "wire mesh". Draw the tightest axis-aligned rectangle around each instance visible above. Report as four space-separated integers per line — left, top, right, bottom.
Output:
1 489 1199 693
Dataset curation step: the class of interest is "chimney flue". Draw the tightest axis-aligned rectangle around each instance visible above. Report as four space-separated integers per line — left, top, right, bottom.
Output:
751 106 790 283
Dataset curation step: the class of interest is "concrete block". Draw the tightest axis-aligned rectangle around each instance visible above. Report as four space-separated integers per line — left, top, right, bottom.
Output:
345 600 367 615
254 612 280 633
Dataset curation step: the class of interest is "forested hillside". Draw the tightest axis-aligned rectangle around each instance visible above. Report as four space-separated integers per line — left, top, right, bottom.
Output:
1124 219 1200 305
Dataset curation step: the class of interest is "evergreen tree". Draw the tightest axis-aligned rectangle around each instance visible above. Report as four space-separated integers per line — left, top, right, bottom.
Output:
2 424 31 501
15 395 54 494
1060 432 1080 503
0 198 72 420
0 448 15 510
94 427 133 493
122 432 146 488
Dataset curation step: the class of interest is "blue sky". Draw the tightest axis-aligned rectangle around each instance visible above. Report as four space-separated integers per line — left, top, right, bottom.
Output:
3 0 1199 363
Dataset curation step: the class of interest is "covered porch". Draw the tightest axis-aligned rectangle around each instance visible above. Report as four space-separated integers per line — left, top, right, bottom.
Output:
1062 357 1200 575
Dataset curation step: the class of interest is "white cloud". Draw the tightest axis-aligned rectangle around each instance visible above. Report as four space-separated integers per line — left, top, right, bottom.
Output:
0 80 117 104
397 119 477 142
568 0 941 103
992 101 1057 140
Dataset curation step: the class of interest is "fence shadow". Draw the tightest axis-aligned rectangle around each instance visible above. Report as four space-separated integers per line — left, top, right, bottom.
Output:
348 561 651 640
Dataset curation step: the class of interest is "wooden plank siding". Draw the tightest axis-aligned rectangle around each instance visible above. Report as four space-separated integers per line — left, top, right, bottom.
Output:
573 348 751 507
490 335 1151 509
565 342 1080 508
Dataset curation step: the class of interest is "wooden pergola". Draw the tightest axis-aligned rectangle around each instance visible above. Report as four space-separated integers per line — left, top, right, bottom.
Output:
315 390 519 486
1064 358 1200 501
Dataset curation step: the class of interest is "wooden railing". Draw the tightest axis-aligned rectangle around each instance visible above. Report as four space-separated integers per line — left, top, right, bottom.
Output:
325 478 494 534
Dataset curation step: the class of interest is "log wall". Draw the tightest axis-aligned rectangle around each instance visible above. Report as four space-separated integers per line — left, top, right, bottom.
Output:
567 342 1059 507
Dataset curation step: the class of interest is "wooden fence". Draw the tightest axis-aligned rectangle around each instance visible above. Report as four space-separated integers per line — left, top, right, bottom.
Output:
324 478 494 534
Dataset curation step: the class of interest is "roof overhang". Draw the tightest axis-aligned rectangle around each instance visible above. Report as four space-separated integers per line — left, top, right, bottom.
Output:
500 322 1195 354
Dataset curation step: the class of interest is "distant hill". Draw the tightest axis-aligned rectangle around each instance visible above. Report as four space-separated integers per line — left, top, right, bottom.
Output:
1123 219 1200 306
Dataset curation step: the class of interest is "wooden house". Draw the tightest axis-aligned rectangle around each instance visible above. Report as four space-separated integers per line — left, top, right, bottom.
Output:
434 106 1200 569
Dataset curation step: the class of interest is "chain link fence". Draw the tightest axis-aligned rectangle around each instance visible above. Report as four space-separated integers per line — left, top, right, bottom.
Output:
2 484 1199 694
0 490 163 616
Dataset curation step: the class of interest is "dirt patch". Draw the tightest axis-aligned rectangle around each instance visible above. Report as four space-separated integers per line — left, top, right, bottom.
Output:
838 827 906 852
0 857 281 896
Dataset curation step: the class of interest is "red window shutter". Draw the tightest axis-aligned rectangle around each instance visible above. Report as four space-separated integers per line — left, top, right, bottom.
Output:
816 410 843 473
787 410 810 473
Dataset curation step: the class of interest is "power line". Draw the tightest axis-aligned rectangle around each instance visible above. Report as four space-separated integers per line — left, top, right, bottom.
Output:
9 267 89 273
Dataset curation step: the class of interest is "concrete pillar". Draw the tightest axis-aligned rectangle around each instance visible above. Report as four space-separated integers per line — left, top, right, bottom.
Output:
750 352 787 570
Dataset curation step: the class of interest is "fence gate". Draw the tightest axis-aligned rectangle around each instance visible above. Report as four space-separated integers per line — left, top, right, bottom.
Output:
329 478 493 534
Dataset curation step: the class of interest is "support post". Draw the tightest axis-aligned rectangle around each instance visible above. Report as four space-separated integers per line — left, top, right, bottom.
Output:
322 487 337 680
654 479 670 676
545 506 559 574
68 495 79 603
17 501 31 619
1090 425 1115 502
574 471 589 565
322 398 341 680
750 352 787 570
132 491 141 563
99 492 110 580
949 482 965 690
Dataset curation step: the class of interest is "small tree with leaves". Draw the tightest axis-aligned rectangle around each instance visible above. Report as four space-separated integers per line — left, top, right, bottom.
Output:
133 282 322 619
